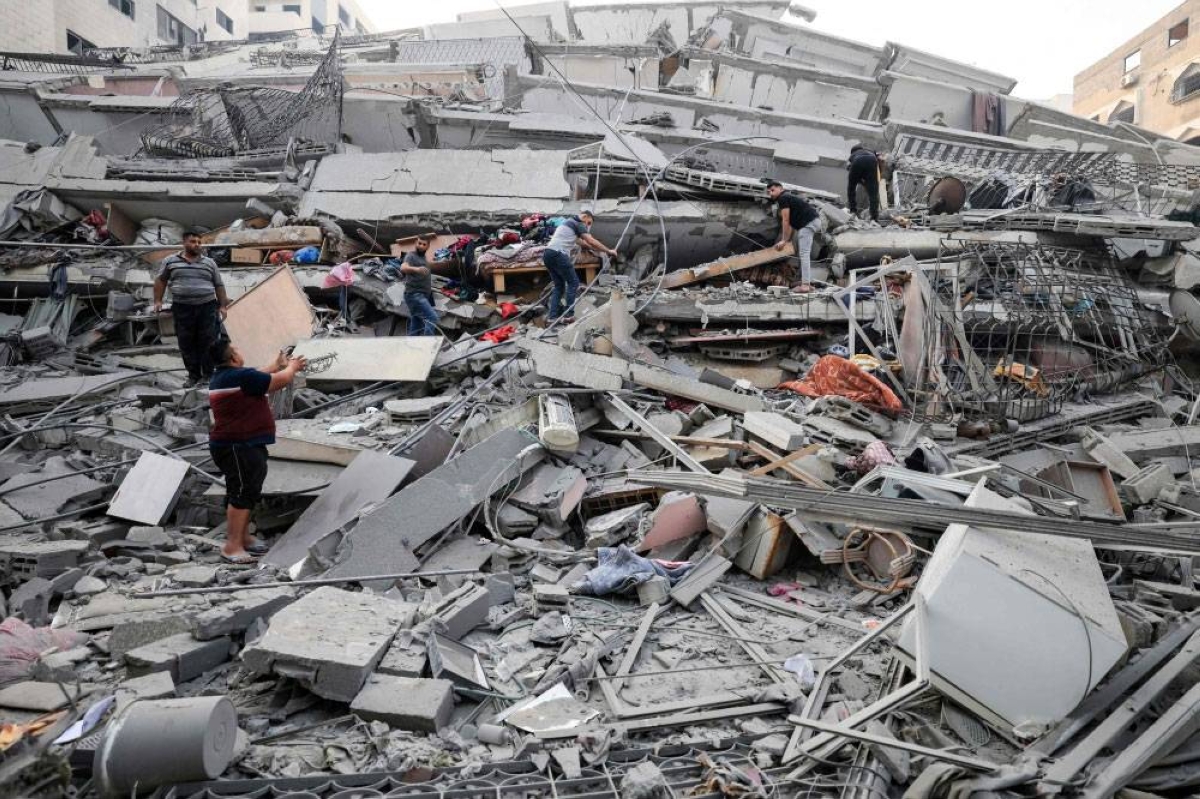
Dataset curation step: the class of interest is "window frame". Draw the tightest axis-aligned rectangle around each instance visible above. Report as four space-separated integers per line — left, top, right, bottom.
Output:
1173 64 1200 103
1124 49 1142 73
108 0 136 20
283 3 302 15
66 29 97 56
216 7 234 34
1170 19 1189 48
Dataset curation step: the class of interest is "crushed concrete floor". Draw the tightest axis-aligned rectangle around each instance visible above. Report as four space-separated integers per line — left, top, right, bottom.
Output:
6 3 1200 799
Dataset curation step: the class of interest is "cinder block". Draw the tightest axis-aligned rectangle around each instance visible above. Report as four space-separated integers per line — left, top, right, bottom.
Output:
125 633 231 684
430 582 491 640
743 411 807 450
1122 461 1174 505
350 674 453 732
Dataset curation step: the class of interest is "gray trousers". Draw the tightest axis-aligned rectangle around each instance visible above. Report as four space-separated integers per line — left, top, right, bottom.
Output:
791 218 822 283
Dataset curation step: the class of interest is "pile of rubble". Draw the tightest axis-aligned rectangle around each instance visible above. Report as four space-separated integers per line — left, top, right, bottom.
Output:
5 1 1200 798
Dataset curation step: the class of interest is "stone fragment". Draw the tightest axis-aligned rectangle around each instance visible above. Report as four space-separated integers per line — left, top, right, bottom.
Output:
191 588 296 641
125 633 231 684
350 674 453 733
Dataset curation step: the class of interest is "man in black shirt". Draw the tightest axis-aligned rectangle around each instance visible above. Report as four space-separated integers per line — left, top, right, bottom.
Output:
768 180 821 292
847 145 881 221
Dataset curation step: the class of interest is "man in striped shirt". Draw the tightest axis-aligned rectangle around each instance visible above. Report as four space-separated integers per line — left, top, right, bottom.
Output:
154 230 229 385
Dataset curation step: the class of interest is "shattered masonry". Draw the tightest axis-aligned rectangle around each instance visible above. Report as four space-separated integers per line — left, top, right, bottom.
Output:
3 1 1200 798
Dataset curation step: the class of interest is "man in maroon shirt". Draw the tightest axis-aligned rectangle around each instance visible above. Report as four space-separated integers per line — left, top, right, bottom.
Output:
208 340 306 563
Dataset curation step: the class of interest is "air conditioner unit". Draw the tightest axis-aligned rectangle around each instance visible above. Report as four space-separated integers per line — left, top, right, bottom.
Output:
1121 73 1139 88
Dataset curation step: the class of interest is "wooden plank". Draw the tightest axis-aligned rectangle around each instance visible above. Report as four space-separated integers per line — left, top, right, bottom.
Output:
612 602 661 692
749 443 823 477
103 202 136 245
660 244 794 289
224 267 316 370
745 441 829 488
292 336 441 382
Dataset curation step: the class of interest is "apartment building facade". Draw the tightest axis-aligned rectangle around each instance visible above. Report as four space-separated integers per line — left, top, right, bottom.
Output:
1074 0 1200 142
246 0 376 40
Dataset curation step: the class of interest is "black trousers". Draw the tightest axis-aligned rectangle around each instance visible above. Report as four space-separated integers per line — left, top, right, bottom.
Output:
848 162 881 220
173 300 221 381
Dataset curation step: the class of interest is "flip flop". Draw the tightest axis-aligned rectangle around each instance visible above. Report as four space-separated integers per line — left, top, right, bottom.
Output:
221 553 257 565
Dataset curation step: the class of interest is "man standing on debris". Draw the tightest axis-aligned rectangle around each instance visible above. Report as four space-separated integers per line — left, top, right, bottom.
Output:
847 144 882 222
768 181 822 293
400 234 439 337
153 230 229 385
208 339 306 563
542 210 619 323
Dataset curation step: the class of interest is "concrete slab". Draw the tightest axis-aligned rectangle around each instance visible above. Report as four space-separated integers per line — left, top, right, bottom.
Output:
0 458 106 520
106 452 189 526
323 429 543 581
125 633 231 684
262 450 415 575
350 674 454 732
743 412 806 450
242 587 410 701
638 492 707 553
191 588 297 641
293 337 441 382
0 681 85 712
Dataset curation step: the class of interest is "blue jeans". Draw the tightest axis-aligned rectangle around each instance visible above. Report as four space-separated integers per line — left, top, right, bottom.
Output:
405 290 438 336
543 248 579 319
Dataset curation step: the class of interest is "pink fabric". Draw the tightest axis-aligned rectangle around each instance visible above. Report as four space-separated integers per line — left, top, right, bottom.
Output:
322 262 355 289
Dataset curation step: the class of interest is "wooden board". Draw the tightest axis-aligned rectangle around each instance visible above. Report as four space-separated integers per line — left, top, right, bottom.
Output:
660 244 794 289
224 267 316 369
230 248 264 264
292 336 441 382
106 451 189 526
492 263 598 293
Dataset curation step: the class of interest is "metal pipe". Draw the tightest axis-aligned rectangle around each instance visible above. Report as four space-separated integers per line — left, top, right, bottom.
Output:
133 567 486 597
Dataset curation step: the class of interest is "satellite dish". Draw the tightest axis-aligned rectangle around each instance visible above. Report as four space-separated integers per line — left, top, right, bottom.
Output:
1170 290 1200 340
928 176 967 214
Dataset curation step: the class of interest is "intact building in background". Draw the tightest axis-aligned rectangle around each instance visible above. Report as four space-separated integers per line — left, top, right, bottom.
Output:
1074 0 1200 143
0 0 375 55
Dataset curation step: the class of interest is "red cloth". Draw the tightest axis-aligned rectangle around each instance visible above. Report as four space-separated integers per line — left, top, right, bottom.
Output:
269 250 295 265
498 302 520 319
779 355 903 411
481 325 516 344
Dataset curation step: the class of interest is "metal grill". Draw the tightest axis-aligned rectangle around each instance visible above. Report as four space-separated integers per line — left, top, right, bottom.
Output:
138 31 343 159
919 243 1167 423
0 51 133 74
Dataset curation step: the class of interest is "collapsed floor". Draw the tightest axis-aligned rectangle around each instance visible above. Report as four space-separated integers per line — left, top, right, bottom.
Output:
6 2 1200 798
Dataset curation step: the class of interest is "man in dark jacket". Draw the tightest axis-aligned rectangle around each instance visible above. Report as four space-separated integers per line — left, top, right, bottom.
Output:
154 230 229 384
847 145 881 221
768 181 821 292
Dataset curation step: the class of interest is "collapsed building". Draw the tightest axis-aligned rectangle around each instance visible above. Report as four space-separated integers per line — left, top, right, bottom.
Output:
2 2 1200 798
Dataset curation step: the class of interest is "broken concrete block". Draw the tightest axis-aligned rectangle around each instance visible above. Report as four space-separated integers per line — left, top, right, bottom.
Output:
107 452 190 526
10 577 53 625
584 503 648 549
114 671 176 709
191 588 296 641
378 637 428 678
324 429 544 582
0 539 89 584
109 615 195 658
1122 462 1174 505
509 464 587 526
431 582 491 641
125 633 231 684
350 674 453 732
72 575 107 596
126 526 170 548
1081 427 1140 479
733 509 792 580
0 681 84 712
242 587 409 701
743 411 807 450
0 457 106 519
638 492 706 553
171 565 218 588
486 573 516 605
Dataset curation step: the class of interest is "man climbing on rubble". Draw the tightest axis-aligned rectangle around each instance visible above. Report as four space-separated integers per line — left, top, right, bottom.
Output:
768 180 822 293
541 210 619 323
208 339 307 563
847 144 882 222
400 234 439 336
153 229 229 385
